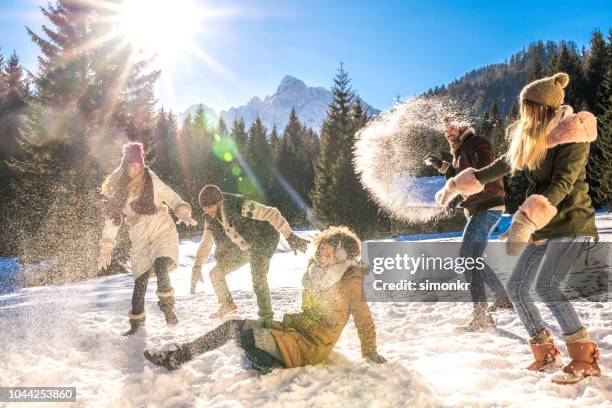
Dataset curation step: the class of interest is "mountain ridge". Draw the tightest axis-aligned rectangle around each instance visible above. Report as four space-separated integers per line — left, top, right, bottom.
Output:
179 75 380 133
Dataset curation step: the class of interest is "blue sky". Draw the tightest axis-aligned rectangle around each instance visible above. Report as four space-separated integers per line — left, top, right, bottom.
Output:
0 0 610 113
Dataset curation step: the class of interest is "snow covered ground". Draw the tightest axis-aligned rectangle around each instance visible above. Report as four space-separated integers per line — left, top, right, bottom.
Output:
1 214 611 407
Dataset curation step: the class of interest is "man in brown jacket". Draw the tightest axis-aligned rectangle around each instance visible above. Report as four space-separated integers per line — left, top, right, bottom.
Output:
425 114 512 331
144 226 386 372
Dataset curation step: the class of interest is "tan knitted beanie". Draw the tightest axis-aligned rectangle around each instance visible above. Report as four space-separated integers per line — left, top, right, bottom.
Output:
520 72 569 109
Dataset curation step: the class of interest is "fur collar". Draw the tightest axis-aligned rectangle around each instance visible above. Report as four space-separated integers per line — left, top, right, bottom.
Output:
302 259 358 292
450 126 475 154
547 106 597 147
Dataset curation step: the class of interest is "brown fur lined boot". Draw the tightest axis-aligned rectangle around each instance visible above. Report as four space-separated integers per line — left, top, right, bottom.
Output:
527 343 562 372
552 341 601 384
526 328 562 372
123 310 146 336
157 290 179 326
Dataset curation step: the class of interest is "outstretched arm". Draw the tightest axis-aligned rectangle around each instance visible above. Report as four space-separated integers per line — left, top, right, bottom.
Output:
435 155 511 207
98 218 120 270
242 200 292 238
191 222 214 293
242 200 309 253
151 171 196 226
345 273 384 362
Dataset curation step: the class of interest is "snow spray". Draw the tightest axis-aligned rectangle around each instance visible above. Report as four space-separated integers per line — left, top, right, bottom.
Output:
353 95 477 223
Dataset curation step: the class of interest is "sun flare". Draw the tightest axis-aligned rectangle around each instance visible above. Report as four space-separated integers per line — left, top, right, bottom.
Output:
117 0 200 60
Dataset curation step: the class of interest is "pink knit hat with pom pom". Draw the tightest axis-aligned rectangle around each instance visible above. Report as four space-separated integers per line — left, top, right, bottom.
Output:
121 142 145 166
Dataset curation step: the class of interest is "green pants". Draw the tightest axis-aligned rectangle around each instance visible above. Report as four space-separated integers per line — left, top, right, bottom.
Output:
210 249 276 320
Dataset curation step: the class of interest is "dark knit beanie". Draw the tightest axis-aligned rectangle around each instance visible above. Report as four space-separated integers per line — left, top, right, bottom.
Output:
121 142 145 166
199 184 223 207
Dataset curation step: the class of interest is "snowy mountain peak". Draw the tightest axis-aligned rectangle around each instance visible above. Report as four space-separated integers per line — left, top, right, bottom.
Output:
181 75 380 133
277 75 307 92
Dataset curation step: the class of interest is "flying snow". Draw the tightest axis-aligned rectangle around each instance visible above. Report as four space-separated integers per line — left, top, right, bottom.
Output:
354 95 477 223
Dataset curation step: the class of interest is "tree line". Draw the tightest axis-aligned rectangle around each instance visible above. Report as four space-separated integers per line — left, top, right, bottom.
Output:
0 1 609 285
429 30 612 210
0 1 387 284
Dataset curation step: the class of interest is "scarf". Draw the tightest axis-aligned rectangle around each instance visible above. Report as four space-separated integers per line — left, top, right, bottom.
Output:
100 167 156 226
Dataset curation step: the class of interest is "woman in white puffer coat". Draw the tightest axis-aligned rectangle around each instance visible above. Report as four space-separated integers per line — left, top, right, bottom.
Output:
98 142 197 335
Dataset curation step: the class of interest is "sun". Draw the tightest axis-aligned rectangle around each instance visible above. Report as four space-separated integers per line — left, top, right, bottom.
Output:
117 0 200 61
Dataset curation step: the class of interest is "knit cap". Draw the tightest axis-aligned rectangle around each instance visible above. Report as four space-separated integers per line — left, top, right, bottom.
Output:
121 142 145 166
520 72 569 109
199 184 223 207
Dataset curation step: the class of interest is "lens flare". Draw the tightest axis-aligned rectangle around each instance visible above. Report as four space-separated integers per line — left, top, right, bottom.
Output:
117 0 200 62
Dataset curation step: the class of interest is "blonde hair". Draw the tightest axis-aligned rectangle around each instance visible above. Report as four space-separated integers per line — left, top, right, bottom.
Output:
100 164 126 197
506 99 557 170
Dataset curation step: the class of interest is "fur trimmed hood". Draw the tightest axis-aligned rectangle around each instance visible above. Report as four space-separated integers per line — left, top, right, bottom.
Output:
547 106 597 148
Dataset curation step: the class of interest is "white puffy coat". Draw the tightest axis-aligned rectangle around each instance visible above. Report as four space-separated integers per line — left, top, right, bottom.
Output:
100 171 191 280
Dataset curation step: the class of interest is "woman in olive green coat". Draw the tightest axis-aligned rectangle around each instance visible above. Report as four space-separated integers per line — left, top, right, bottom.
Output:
436 73 601 385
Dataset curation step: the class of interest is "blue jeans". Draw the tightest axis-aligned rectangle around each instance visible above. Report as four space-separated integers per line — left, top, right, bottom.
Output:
506 236 588 338
460 210 510 309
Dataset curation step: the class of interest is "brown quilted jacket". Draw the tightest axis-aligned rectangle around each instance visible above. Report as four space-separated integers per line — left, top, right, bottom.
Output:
445 130 505 215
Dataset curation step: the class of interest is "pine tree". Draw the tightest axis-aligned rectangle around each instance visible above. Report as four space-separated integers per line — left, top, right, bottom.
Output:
217 117 228 135
548 42 585 108
311 64 355 227
269 124 280 163
0 52 30 192
243 117 271 201
583 30 609 115
527 58 544 82
489 102 506 154
151 108 176 184
587 59 612 207
274 109 310 224
231 117 248 156
311 64 387 236
5 1 159 281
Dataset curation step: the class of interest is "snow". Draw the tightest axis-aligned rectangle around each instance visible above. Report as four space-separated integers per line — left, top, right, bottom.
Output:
1 215 611 407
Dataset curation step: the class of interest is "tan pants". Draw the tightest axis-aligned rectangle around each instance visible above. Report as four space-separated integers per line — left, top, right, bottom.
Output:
210 252 274 319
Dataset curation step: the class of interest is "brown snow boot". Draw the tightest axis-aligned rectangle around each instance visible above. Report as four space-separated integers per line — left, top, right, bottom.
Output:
209 302 238 319
526 328 562 372
123 310 146 336
157 290 179 326
552 328 601 384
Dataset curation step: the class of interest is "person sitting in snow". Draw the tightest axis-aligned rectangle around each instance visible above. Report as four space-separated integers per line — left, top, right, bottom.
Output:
190 184 309 320
424 113 512 332
145 226 386 372
98 142 197 336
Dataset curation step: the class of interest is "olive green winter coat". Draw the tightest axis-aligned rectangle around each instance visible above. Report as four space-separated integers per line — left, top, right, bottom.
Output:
475 107 598 241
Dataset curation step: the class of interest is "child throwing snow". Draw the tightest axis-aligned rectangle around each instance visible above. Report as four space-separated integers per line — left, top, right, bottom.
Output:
435 73 601 385
145 226 386 372
98 142 197 336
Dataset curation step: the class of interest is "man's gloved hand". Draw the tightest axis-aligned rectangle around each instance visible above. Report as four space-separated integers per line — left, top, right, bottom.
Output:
176 206 198 227
423 154 449 173
364 352 387 364
190 265 204 294
286 233 309 255
447 195 464 210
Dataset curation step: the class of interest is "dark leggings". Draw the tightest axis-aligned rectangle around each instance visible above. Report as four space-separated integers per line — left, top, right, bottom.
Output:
182 320 281 370
131 257 174 314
